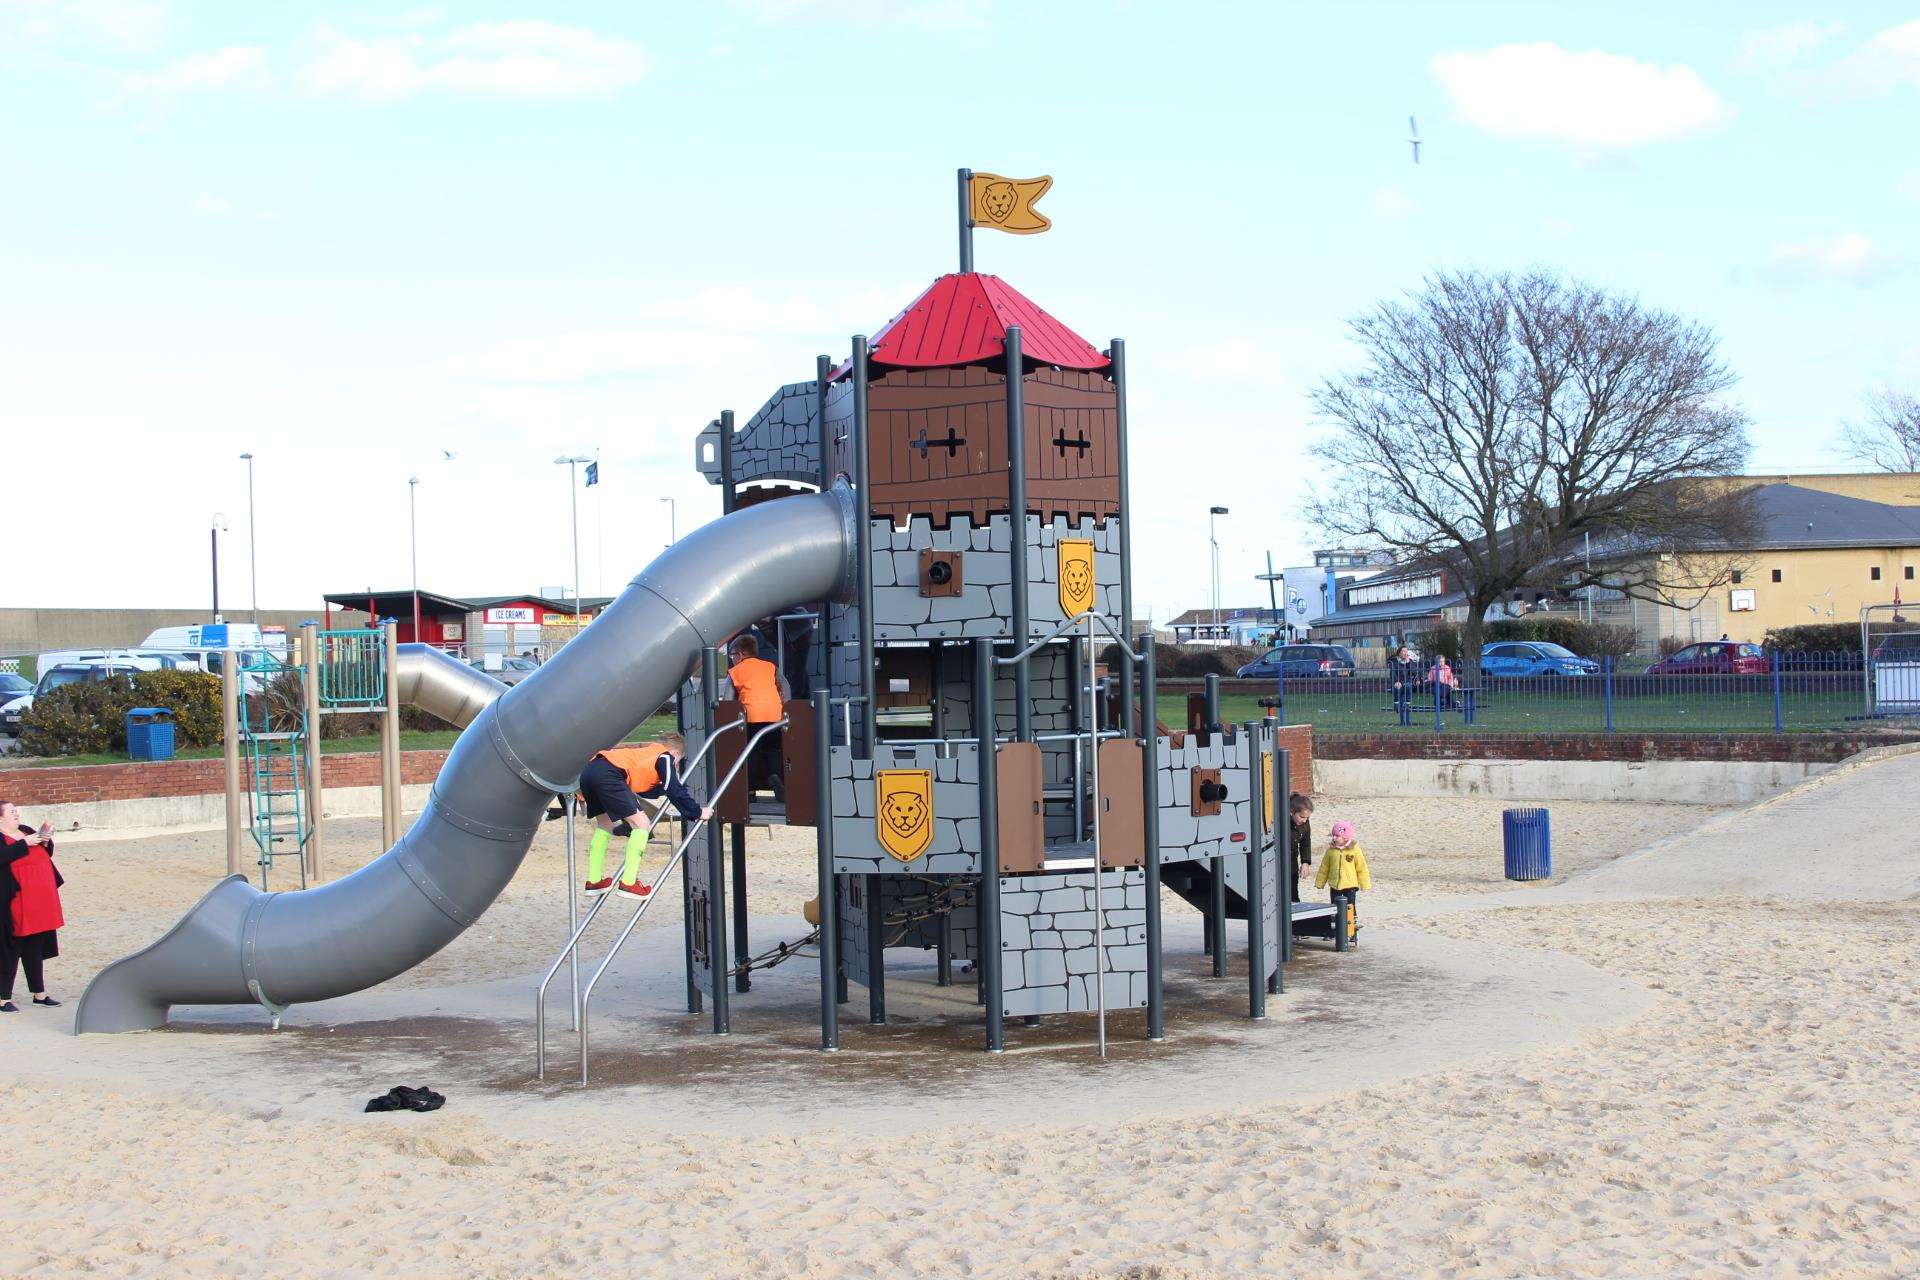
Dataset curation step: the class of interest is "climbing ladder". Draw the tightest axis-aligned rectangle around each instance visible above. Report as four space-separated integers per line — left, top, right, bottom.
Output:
236 649 312 890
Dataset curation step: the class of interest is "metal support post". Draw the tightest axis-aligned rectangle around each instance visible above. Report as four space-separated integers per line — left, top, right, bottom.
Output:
299 621 323 880
380 621 401 847
222 650 244 876
1271 745 1290 993
974 638 1005 1052
1245 722 1266 1020
851 336 876 755
1604 656 1616 733
1139 633 1164 1040
813 688 839 1050
936 910 953 986
1203 672 1221 738
1111 338 1135 737
683 839 701 1015
956 167 974 272
564 796 580 1027
1771 650 1785 733
718 408 736 514
731 821 750 993
1335 898 1351 953
1005 325 1031 741
866 881 886 1024
1209 853 1227 978
702 647 729 1034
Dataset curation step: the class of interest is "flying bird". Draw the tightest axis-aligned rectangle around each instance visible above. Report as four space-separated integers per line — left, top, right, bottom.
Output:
441 449 458 461
1408 116 1421 165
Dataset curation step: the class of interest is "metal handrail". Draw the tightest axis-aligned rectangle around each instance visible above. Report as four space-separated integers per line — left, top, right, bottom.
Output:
534 717 745 1078
571 717 787 1085
995 610 1144 668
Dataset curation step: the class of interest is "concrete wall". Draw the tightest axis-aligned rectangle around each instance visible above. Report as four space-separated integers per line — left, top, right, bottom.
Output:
1314 756 1832 805
0 606 372 662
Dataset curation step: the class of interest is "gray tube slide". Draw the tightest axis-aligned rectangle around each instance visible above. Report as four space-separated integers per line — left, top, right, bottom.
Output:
75 486 858 1032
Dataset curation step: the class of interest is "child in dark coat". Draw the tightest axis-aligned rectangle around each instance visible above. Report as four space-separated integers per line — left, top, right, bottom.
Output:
1 800 64 1012
1286 793 1314 904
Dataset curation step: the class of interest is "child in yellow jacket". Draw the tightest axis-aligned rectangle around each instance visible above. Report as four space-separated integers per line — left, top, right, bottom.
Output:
1314 820 1371 943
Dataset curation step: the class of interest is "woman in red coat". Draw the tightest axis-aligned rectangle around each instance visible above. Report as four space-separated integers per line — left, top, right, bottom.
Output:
1 800 64 1012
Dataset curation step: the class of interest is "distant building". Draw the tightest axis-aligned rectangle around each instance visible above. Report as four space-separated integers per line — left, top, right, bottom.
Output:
1308 568 1466 657
321 589 613 662
1166 606 1287 646
1279 548 1396 635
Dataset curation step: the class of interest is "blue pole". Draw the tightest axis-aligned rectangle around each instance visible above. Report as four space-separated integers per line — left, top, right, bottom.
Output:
1771 649 1785 733
1603 655 1615 734
1275 664 1285 726
1434 671 1444 733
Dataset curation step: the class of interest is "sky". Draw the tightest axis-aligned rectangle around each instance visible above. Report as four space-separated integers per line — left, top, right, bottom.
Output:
2 0 1917 622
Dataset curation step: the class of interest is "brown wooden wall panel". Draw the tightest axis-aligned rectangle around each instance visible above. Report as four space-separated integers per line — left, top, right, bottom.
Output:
780 698 817 826
995 741 1045 873
1096 739 1145 867
864 365 1120 527
711 699 749 822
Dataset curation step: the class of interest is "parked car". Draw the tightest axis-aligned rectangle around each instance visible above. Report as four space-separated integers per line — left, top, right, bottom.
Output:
474 654 540 685
1479 641 1599 677
1869 632 1920 664
1236 643 1357 679
1646 641 1769 675
0 657 166 733
0 672 30 704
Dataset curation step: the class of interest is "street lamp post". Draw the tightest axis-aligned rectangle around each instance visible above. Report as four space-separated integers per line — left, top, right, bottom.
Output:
240 453 258 626
210 513 228 621
1208 505 1230 642
408 476 421 641
660 495 676 549
555 455 591 629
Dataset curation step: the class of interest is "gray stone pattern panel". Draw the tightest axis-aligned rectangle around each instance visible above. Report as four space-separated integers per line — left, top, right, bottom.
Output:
829 742 983 875
836 874 977 990
999 870 1149 1016
694 379 850 491
1155 732 1252 867
868 515 1123 640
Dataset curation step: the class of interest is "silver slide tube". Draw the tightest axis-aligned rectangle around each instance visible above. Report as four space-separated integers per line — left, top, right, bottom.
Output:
75 487 858 1033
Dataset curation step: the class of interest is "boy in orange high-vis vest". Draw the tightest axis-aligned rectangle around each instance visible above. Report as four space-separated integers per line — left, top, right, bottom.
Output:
725 633 790 798
578 733 711 898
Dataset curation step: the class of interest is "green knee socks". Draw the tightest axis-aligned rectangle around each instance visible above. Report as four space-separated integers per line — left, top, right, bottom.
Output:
618 826 650 885
587 826 650 884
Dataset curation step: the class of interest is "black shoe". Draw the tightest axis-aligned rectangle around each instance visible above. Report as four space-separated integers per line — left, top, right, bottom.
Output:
0 1002 16 1013
31 996 60 1008
544 806 567 822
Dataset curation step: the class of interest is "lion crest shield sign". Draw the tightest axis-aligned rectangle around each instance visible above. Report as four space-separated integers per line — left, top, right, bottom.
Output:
875 769 934 863
1058 539 1096 617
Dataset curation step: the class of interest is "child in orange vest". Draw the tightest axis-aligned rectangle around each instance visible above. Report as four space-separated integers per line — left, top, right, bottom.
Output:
726 633 790 798
578 733 711 899
1314 819 1372 943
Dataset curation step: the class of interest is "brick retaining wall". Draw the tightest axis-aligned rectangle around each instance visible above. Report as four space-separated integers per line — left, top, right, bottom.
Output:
0 750 454 807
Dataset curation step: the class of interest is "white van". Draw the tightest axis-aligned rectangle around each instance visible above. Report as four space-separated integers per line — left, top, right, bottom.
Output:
135 622 289 673
1 656 169 734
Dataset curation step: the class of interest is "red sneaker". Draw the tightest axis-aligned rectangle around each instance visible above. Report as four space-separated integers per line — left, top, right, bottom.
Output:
583 878 613 897
617 879 651 899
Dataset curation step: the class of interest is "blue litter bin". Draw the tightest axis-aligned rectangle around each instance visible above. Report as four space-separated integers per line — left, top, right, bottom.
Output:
126 707 176 761
1502 807 1551 881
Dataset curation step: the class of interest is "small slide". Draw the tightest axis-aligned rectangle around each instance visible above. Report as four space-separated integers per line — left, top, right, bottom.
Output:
75 487 858 1032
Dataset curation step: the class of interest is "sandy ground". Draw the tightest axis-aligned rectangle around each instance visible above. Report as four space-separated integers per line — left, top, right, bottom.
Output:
4 768 1917 1278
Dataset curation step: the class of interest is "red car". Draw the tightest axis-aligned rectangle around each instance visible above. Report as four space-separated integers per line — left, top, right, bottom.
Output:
1647 641 1769 675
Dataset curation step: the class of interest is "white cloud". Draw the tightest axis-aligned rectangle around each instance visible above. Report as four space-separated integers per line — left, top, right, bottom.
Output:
1736 19 1846 70
729 0 991 31
300 20 651 101
118 45 271 97
1768 232 1886 281
1430 42 1732 149
1834 17 1920 91
2 0 169 50
1370 183 1413 220
192 193 231 215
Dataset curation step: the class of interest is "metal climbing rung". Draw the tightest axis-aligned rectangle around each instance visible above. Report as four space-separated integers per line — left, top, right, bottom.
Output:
533 718 745 1079
547 718 785 1086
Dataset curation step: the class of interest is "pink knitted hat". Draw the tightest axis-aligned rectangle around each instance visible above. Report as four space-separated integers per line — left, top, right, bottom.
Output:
1329 820 1356 843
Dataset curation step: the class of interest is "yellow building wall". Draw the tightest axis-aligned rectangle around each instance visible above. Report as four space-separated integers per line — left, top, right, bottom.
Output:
1719 472 1920 506
1680 546 1920 643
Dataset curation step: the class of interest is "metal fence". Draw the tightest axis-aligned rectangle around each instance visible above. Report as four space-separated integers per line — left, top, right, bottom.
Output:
1185 651 1920 736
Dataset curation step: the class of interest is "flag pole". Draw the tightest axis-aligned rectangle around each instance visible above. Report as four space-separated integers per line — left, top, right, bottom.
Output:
956 167 974 273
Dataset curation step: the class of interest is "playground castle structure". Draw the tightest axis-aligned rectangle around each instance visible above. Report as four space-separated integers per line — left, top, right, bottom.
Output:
75 177 1348 1072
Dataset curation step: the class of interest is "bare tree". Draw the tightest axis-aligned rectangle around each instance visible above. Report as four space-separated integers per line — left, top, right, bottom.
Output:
1836 385 1920 472
1305 269 1758 675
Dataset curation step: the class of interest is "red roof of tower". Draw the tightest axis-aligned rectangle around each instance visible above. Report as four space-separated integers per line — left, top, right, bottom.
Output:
855 272 1109 373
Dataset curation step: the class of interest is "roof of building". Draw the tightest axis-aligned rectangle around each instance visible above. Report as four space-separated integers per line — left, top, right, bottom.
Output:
1311 592 1468 630
1745 483 1920 549
1167 607 1285 627
853 273 1110 373
322 590 614 615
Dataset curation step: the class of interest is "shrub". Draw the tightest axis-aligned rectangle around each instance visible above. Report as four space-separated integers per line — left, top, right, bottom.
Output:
1761 623 1860 654
19 669 222 757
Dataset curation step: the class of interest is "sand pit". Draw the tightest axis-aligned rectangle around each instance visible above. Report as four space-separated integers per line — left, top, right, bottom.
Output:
4 766 1917 1278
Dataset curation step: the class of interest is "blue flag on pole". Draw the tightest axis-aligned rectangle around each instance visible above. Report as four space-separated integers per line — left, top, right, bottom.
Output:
584 460 599 487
